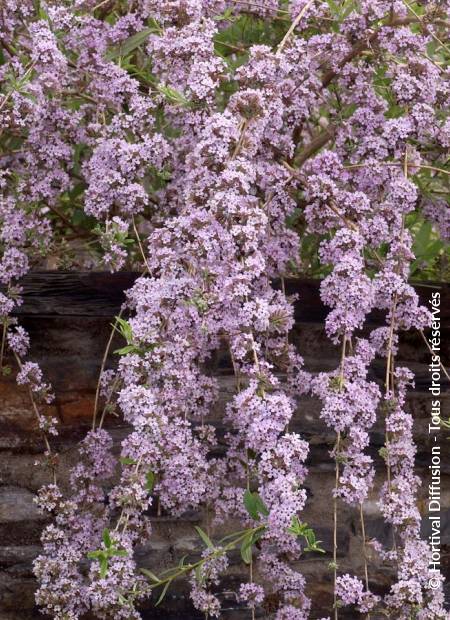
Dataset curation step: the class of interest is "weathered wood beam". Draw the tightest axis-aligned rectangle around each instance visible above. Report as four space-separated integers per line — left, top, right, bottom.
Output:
0 272 448 327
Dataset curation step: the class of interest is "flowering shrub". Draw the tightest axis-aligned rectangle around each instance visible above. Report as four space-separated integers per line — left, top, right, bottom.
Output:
0 0 449 618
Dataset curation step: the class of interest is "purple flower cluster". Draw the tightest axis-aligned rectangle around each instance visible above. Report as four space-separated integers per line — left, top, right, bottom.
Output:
1 0 448 618
34 430 117 619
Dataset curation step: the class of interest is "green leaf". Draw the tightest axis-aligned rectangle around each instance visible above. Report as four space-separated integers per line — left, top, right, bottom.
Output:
239 528 265 565
37 6 49 20
120 457 137 465
106 27 158 60
378 446 388 462
112 318 138 355
250 528 265 547
414 220 432 252
114 317 133 344
146 471 156 493
341 0 357 20
325 0 339 15
287 516 310 537
155 580 171 606
102 528 112 549
114 344 139 356
213 7 236 22
254 494 269 517
243 490 269 520
194 526 214 549
87 550 102 559
1 365 12 376
287 517 326 554
99 556 108 579
110 549 128 557
194 564 203 584
305 541 326 554
305 529 316 545
141 568 161 584
423 240 444 259
410 216 445 276
243 490 259 520
240 531 253 564
304 535 326 553
71 207 92 228
157 84 192 108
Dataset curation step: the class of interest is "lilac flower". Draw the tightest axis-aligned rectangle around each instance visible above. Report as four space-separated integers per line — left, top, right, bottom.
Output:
336 574 379 612
7 325 30 357
17 361 54 403
239 582 265 608
1 1 448 617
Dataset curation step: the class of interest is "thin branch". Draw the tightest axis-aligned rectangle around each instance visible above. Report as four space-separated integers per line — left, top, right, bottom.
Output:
333 335 347 620
0 318 7 371
294 126 336 167
0 61 36 117
276 0 316 54
0 37 16 57
232 0 290 15
13 352 57 484
400 0 450 54
232 120 248 159
45 203 89 236
360 503 371 620
132 216 151 273
344 162 450 176
92 310 123 430
321 15 424 88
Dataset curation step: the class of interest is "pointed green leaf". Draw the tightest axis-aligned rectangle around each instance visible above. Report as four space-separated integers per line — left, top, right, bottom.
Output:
155 580 171 606
243 490 259 520
110 549 128 557
114 344 138 356
240 532 253 565
141 568 161 584
87 550 102 559
254 494 269 517
305 529 316 546
105 27 158 60
102 528 112 549
250 528 265 546
99 556 108 578
194 526 214 549
194 564 203 584
243 490 269 520
157 84 191 108
120 457 137 465
114 317 133 344
146 471 156 493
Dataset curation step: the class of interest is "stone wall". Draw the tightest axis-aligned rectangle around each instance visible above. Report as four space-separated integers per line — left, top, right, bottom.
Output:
0 273 449 619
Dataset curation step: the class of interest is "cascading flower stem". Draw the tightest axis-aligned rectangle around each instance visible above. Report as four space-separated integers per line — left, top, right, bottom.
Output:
332 334 347 620
0 1 448 618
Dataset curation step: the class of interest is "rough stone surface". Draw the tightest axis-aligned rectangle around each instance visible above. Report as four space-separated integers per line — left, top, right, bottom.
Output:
0 488 43 524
